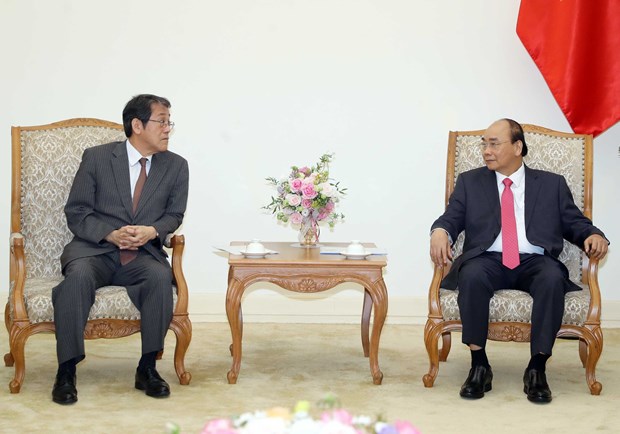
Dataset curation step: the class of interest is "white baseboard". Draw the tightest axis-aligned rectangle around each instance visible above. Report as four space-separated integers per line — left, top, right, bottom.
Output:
187 291 620 328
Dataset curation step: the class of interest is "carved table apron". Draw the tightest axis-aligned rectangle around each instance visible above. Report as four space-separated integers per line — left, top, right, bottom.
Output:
225 241 388 385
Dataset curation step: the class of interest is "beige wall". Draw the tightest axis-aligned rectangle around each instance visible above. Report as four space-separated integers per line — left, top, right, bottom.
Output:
1 0 618 323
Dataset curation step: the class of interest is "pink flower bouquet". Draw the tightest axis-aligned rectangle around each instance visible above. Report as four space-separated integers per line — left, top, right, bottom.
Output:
264 154 346 230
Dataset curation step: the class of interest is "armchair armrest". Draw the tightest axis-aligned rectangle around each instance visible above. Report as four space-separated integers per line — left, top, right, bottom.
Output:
427 263 452 321
584 256 602 325
9 232 29 323
167 234 189 315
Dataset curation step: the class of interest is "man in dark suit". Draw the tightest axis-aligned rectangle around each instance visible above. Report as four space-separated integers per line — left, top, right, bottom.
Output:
51 94 189 404
430 118 608 403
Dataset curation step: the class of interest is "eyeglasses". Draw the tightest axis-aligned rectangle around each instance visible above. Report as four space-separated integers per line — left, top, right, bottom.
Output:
478 140 510 150
148 119 175 129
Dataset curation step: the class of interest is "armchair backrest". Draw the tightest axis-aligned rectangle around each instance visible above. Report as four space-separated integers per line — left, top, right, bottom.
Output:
445 124 593 284
11 118 126 279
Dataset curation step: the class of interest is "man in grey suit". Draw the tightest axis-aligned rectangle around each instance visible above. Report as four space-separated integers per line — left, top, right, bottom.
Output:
51 94 189 404
430 119 608 403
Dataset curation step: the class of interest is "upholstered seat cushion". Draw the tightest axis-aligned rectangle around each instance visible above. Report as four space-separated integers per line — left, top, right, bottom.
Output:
10 278 178 324
439 287 590 326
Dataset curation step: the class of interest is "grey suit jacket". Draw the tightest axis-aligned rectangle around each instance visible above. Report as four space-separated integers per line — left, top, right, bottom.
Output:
60 141 189 269
431 165 607 291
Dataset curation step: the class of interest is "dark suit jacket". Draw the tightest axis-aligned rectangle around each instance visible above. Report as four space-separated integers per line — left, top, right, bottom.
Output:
60 141 189 269
431 165 606 291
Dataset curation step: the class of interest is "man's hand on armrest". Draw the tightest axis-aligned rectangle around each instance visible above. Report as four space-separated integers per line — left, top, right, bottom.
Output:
430 228 453 267
584 234 608 260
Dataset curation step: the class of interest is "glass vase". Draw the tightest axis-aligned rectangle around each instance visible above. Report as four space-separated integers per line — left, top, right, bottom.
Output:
298 217 320 247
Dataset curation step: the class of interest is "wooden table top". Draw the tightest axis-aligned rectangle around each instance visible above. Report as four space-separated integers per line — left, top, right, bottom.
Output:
227 241 387 267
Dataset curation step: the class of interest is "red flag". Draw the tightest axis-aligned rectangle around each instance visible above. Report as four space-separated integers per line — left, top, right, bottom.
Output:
517 0 620 137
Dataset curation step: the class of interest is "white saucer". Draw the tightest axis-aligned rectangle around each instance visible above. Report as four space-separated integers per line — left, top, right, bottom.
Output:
340 251 372 260
239 249 272 258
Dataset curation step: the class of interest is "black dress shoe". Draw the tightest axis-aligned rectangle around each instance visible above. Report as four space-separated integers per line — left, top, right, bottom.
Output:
52 371 77 405
135 366 170 398
460 365 493 399
523 368 552 403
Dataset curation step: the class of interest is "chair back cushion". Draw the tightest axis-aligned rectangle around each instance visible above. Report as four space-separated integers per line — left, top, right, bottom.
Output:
16 120 126 278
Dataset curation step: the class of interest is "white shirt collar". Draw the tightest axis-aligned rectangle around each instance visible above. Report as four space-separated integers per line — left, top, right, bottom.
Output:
125 140 151 166
495 163 525 188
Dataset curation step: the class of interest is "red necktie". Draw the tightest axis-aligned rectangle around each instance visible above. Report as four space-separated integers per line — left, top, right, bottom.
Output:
501 178 520 269
120 158 148 265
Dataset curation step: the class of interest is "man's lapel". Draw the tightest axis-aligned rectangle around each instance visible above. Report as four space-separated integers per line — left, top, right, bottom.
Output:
111 141 134 217
134 151 169 217
524 165 541 230
480 168 501 226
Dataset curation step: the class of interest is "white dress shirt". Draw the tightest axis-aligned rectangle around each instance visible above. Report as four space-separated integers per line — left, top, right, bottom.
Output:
487 164 544 255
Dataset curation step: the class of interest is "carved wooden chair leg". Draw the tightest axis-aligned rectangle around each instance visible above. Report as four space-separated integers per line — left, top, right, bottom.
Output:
439 332 452 362
582 328 603 395
8 333 27 393
584 340 602 395
3 306 13 366
170 316 192 385
422 322 441 388
361 289 372 357
578 339 587 368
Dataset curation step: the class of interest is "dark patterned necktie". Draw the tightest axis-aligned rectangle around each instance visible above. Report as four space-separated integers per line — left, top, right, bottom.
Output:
120 158 147 265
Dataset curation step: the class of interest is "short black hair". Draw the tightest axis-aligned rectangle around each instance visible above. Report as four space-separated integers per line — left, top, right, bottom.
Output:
501 118 528 156
122 94 171 137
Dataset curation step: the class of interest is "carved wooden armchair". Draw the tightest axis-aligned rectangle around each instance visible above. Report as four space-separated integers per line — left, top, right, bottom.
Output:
5 118 192 393
423 124 603 395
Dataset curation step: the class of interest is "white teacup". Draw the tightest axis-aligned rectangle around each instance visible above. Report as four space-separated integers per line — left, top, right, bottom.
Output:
246 239 266 254
346 240 366 255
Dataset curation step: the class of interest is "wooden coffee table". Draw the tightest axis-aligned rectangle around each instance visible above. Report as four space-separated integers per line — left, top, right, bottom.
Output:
225 241 388 384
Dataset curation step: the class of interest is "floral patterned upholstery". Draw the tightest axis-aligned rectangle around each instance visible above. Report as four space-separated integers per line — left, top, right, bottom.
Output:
19 125 126 279
439 287 589 325
9 278 178 324
443 130 587 324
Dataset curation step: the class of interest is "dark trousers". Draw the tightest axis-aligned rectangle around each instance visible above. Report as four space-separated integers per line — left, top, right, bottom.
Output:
52 250 173 364
456 252 567 356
